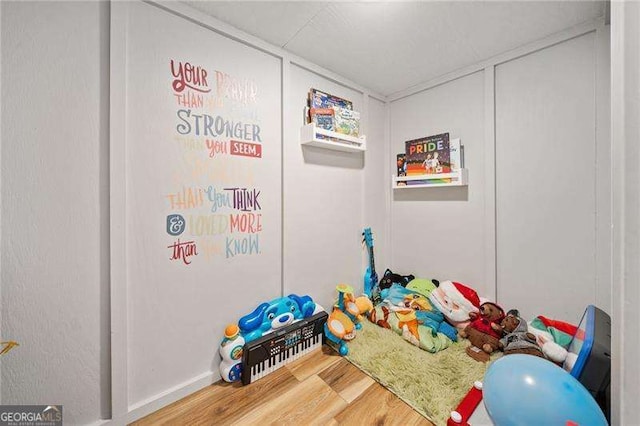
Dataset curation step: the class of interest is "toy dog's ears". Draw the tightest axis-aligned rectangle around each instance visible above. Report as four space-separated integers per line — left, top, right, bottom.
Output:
238 302 269 333
287 293 310 307
287 294 315 318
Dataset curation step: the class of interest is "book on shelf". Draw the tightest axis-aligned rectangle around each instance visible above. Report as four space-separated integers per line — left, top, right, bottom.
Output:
401 175 455 186
309 88 353 110
396 153 407 177
405 132 451 176
305 88 362 142
449 138 464 170
396 153 407 186
310 108 335 131
394 134 465 187
333 106 360 137
406 177 452 185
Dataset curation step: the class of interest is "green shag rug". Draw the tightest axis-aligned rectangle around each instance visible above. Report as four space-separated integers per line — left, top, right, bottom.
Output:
346 320 501 425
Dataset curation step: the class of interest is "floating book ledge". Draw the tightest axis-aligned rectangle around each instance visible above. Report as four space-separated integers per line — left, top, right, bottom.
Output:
392 169 469 189
300 123 366 153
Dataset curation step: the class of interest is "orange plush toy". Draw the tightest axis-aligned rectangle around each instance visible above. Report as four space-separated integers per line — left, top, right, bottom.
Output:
324 284 373 356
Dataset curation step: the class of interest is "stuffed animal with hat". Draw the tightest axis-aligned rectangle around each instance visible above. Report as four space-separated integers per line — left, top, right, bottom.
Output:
459 301 505 357
498 310 545 358
428 281 481 329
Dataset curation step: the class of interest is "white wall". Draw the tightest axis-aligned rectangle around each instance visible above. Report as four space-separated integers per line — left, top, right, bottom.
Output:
387 26 610 323
389 72 488 296
1 2 387 424
283 68 388 310
611 2 640 424
363 98 391 276
283 66 365 310
1 2 108 424
495 32 600 322
118 1 284 408
1 1 616 424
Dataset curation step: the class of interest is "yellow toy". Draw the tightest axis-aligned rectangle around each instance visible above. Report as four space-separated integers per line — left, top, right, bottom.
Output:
324 284 373 356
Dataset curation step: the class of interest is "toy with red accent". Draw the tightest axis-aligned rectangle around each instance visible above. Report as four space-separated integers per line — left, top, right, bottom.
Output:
447 381 484 426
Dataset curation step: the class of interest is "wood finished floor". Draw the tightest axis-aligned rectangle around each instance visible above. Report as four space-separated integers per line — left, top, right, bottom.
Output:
132 345 434 425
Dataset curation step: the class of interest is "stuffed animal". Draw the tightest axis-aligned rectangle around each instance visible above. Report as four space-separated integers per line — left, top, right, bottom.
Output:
324 287 373 356
343 291 374 329
526 314 575 364
459 302 505 355
378 269 415 290
527 325 569 363
238 294 316 342
428 280 481 329
373 269 416 304
498 312 545 358
405 278 439 298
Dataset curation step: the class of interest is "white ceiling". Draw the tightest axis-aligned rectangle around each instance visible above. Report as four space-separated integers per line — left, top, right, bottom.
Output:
183 1 606 97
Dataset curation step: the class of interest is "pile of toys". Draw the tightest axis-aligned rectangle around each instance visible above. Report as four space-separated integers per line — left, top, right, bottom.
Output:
369 269 577 363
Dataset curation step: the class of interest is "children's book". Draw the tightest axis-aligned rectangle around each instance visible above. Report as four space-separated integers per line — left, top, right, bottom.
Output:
309 88 353 110
405 133 451 176
396 153 407 177
449 138 464 170
304 106 310 124
310 108 335 131
333 106 360 137
396 153 407 186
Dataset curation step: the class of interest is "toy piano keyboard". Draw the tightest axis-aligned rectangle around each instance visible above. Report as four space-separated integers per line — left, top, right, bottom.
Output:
241 310 327 385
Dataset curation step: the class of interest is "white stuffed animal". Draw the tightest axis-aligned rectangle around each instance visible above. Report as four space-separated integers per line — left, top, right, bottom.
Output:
526 323 568 363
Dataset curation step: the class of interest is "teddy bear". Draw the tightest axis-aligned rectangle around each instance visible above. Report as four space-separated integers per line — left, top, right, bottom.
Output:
459 301 505 355
498 311 545 358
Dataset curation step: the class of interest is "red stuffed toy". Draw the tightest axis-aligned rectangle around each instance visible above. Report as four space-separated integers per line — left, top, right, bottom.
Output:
459 302 505 357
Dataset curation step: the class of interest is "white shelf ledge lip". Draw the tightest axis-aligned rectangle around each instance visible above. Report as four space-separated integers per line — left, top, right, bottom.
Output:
392 169 468 189
300 123 366 153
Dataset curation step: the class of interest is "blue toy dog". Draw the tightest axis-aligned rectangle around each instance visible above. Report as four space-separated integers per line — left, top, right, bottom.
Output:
238 294 316 342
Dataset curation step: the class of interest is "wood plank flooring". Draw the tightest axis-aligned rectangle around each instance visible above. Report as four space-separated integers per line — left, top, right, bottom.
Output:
132 345 434 425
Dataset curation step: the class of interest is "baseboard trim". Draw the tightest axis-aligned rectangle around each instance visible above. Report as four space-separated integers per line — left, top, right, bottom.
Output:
93 370 218 425
127 371 217 423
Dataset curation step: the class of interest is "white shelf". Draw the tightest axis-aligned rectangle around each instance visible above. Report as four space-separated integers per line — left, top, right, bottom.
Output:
300 123 366 153
392 169 468 189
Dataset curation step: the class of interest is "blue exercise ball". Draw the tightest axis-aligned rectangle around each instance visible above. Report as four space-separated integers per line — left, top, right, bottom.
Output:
483 354 607 426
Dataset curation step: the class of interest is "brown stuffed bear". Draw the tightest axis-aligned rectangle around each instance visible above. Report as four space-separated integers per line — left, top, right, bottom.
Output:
459 302 505 356
498 312 545 358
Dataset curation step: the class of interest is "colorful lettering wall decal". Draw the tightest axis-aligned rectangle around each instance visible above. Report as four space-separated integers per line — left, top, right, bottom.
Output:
166 59 264 265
